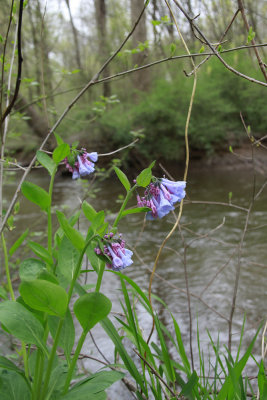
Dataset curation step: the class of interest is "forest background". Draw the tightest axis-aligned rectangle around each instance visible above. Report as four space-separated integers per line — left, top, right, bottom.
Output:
1 0 266 166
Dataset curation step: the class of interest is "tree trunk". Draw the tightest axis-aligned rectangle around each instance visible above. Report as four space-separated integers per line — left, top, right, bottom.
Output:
131 0 149 91
94 0 110 97
64 0 83 71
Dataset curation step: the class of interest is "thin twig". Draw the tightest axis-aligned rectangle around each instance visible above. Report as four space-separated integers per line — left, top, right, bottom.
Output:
237 0 267 82
172 0 267 87
186 8 240 77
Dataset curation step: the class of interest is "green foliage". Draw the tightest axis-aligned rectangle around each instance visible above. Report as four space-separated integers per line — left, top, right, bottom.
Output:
74 292 112 333
97 53 267 161
21 182 50 211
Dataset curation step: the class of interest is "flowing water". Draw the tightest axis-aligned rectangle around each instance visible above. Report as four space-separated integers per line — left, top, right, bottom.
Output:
1 164 267 398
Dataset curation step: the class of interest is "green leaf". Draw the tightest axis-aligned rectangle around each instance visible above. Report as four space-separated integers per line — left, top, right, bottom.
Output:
121 207 151 217
62 371 124 399
48 309 75 358
151 20 161 26
101 317 147 393
114 167 131 192
258 360 267 398
58 236 79 282
21 181 50 211
0 286 8 300
171 314 191 376
0 356 25 377
19 279 68 317
82 201 97 222
74 292 112 333
19 258 46 281
56 211 85 251
170 43 176 56
36 151 56 176
91 211 105 232
180 371 199 398
217 325 261 399
199 46 205 53
0 370 31 400
54 132 64 145
0 301 45 351
9 229 29 256
27 241 53 265
136 167 152 187
53 143 70 164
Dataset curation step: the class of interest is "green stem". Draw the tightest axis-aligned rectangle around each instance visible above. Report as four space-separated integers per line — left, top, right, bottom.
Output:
21 342 29 379
40 236 95 399
40 318 64 400
1 232 15 300
113 185 136 228
62 330 87 394
47 169 56 259
95 261 105 292
34 318 49 399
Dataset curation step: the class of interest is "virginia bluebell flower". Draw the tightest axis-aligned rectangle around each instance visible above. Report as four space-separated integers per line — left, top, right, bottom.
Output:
137 177 186 220
64 148 98 179
94 233 133 271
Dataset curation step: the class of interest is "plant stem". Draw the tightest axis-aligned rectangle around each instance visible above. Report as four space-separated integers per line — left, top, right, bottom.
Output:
113 185 136 228
47 169 57 259
39 235 96 399
1 232 15 301
40 318 64 400
63 330 87 394
95 261 105 292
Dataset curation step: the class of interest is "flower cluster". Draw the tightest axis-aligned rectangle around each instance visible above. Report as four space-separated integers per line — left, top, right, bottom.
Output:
64 148 98 180
137 177 186 220
94 233 133 271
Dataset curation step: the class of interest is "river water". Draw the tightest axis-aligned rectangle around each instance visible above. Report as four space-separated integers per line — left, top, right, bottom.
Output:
2 163 267 398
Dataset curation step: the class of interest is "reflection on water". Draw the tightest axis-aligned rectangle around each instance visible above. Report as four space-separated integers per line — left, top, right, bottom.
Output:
2 165 266 398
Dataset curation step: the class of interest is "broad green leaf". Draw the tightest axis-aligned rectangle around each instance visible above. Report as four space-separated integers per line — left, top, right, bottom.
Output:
27 241 53 265
19 258 46 281
36 151 56 176
82 201 97 222
47 361 69 400
56 211 85 251
58 236 79 282
0 356 25 377
74 292 112 333
9 229 29 256
19 279 68 317
48 309 75 357
17 296 45 326
0 370 31 400
53 143 70 163
0 286 8 300
0 301 45 351
62 371 124 399
100 317 147 393
136 167 152 187
54 132 64 145
91 211 105 231
21 181 50 211
121 207 151 217
114 167 131 192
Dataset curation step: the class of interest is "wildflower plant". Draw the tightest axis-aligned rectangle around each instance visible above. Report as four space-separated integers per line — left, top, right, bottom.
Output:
0 137 171 400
